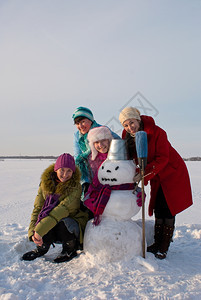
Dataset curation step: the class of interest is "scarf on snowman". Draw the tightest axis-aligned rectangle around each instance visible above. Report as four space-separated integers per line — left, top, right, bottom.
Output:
84 182 135 225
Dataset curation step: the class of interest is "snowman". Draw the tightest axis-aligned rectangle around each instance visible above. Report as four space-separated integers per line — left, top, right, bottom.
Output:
83 139 144 263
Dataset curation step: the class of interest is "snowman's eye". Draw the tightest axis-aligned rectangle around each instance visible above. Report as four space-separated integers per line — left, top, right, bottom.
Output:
102 166 104 169
115 166 119 170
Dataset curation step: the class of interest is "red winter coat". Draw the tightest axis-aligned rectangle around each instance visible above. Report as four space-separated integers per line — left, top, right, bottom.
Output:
122 115 193 217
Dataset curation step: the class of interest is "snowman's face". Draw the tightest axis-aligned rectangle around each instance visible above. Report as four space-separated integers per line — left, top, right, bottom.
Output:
98 159 136 185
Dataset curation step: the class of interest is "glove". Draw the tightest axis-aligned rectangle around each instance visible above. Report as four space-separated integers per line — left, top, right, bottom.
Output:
136 190 146 207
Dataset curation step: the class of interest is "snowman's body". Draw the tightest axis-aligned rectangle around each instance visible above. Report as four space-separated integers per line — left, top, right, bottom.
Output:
84 159 144 262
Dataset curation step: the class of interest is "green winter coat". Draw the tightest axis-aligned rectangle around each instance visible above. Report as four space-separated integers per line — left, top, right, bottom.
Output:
28 164 88 244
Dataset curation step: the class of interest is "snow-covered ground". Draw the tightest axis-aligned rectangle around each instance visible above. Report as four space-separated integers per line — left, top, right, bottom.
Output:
0 159 201 300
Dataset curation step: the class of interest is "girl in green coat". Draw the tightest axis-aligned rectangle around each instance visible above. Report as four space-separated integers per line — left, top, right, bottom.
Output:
22 153 88 263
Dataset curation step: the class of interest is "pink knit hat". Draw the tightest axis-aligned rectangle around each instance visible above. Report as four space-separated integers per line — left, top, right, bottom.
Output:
54 153 76 172
87 126 113 160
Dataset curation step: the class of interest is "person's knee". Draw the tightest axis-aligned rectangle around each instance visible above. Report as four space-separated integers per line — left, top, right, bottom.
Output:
61 218 80 238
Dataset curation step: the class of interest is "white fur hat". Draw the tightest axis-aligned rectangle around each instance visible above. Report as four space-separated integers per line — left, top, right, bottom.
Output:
87 126 113 160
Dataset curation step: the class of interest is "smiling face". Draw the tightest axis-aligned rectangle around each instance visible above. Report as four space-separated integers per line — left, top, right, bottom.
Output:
98 159 136 185
56 167 73 182
75 118 92 135
94 139 110 154
123 118 140 135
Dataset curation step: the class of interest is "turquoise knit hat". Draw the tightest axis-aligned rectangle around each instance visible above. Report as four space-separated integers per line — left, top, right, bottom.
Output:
72 106 94 123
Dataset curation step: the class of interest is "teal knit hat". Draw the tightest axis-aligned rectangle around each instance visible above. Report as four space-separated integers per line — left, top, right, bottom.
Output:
72 106 94 123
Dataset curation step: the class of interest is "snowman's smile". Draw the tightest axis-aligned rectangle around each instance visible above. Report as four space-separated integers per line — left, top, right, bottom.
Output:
101 177 117 182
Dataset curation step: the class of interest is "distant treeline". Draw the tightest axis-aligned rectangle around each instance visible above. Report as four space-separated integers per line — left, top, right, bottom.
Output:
183 157 201 161
0 156 201 161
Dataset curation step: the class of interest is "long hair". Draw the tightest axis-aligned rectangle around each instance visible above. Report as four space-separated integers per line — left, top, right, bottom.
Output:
125 121 144 159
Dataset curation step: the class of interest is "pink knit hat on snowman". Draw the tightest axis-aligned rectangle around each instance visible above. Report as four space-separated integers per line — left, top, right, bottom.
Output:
54 153 76 172
87 126 113 160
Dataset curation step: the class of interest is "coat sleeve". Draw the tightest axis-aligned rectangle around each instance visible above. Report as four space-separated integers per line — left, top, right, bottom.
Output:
34 184 82 238
28 185 45 240
144 128 170 185
73 131 82 160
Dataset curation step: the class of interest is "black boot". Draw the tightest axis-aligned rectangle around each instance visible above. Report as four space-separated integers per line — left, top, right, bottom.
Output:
22 243 50 261
54 238 77 263
147 219 163 254
155 223 174 260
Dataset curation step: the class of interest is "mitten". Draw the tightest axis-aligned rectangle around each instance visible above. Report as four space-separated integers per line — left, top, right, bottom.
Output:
136 188 146 207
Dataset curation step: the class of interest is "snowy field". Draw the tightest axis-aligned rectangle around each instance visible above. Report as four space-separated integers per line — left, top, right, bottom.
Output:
0 159 201 300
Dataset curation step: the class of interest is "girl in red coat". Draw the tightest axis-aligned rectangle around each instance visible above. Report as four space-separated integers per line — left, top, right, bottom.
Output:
119 107 193 259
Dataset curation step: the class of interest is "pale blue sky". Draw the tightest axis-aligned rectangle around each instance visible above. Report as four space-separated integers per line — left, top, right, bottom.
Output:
0 0 200 157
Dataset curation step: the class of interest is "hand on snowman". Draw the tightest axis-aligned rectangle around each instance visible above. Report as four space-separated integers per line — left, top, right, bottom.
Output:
135 187 146 207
